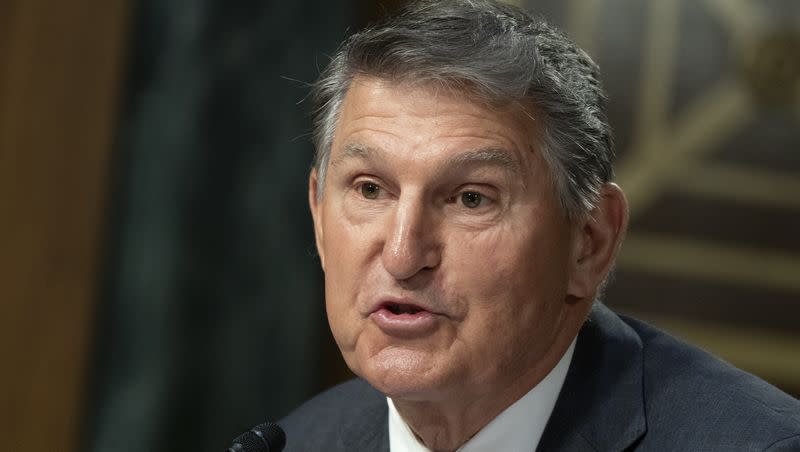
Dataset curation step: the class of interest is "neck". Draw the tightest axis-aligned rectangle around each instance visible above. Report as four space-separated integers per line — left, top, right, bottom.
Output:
391 322 581 451
392 387 522 451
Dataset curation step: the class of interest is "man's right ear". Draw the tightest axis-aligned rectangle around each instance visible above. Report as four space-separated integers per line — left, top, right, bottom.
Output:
308 169 326 271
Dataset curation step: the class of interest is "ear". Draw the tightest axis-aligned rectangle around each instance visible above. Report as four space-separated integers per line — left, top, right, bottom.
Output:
309 169 326 271
566 183 629 300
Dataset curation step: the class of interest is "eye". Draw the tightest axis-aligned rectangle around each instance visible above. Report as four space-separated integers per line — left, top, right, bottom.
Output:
460 191 483 208
360 182 381 199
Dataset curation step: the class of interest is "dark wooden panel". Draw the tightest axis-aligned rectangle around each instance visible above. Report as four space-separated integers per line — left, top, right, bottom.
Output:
0 1 130 451
631 192 800 254
605 269 799 334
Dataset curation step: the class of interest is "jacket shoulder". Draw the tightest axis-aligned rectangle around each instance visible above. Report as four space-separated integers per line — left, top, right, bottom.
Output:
622 315 800 450
278 378 387 451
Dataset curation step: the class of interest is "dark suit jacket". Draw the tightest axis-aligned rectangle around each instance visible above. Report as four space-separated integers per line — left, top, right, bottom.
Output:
279 304 800 451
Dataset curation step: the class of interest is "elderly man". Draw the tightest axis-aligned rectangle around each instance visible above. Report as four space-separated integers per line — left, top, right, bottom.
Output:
277 0 800 450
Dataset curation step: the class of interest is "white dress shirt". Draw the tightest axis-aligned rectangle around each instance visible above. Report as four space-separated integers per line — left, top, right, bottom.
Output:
388 339 576 452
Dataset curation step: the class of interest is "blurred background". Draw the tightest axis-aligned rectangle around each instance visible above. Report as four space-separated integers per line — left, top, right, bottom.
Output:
1 0 797 451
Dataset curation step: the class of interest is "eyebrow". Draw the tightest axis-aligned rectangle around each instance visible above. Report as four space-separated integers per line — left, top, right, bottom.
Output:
330 143 524 177
446 148 522 176
329 143 384 169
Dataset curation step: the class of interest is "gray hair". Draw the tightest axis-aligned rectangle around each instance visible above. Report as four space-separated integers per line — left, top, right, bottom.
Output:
310 0 614 220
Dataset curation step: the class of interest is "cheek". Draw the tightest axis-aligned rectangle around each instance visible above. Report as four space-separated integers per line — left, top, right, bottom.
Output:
445 224 571 340
321 220 363 341
321 213 385 352
322 212 372 283
448 225 561 302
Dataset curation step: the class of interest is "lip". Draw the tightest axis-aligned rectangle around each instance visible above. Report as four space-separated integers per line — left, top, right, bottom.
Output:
367 298 443 337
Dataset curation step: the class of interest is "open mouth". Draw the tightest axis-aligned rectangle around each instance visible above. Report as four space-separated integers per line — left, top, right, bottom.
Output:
371 300 438 335
385 303 424 315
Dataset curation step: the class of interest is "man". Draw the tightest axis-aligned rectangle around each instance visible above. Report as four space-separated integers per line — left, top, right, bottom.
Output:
279 0 800 450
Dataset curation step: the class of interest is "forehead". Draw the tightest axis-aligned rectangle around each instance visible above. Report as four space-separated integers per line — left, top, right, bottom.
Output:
330 76 543 171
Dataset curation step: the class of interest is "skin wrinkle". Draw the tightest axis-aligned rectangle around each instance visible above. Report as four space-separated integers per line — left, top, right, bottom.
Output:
304 3 631 449
316 81 548 201
309 76 630 451
334 153 518 231
332 144 524 210
328 80 540 202
333 143 522 177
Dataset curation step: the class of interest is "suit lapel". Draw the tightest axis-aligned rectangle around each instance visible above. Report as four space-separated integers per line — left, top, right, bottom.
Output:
536 303 647 452
330 304 644 452
338 388 390 452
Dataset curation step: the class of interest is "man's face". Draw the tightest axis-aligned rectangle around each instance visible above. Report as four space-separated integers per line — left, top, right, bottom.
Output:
310 76 582 402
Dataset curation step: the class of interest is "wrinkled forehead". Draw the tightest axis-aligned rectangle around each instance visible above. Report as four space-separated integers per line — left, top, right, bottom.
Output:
348 72 538 119
328 75 553 184
334 74 543 148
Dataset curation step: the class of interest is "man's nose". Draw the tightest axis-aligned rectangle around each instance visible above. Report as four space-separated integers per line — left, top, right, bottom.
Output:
381 196 441 281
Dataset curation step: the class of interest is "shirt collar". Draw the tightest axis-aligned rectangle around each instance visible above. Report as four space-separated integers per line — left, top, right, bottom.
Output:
387 338 577 452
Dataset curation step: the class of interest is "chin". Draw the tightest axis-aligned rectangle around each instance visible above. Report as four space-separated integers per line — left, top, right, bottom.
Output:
367 374 444 401
355 346 452 401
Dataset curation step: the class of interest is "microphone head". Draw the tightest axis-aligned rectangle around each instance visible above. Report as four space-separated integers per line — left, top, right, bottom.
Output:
228 422 286 452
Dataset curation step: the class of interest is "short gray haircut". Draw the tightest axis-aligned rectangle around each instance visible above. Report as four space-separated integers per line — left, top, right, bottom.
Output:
310 0 614 221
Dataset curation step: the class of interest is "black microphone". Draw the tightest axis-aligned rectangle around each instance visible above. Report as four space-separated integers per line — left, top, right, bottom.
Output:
227 422 286 452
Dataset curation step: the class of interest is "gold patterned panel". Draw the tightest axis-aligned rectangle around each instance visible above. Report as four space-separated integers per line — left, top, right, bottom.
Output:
547 0 800 392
